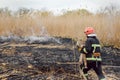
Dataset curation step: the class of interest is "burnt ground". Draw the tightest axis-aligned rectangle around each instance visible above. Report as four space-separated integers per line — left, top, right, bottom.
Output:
0 36 120 80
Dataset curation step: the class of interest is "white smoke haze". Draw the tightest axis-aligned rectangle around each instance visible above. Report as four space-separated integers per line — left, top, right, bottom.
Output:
0 25 61 44
25 36 61 44
0 34 61 44
27 14 61 44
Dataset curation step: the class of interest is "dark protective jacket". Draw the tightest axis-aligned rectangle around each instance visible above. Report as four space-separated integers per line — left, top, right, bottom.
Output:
81 35 102 61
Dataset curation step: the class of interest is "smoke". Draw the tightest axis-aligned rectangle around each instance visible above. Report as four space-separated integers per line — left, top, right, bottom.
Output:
0 35 61 44
0 26 61 44
0 11 62 44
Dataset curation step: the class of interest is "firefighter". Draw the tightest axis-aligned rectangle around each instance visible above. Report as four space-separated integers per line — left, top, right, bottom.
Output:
78 27 106 80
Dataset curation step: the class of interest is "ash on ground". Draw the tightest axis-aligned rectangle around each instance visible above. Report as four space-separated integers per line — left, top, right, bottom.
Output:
0 36 120 80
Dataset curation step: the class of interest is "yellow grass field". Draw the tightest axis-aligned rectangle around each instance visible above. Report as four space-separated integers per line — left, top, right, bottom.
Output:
0 9 120 47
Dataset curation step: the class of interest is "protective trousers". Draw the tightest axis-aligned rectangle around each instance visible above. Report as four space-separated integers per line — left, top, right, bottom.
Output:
82 61 106 80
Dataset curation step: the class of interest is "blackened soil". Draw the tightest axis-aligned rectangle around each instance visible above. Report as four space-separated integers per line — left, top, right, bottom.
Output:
0 37 120 80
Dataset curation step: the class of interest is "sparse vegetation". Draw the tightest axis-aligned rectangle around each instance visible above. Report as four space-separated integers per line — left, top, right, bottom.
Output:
0 6 120 48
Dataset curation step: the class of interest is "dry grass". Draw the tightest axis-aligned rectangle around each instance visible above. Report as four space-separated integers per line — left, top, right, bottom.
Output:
0 10 120 47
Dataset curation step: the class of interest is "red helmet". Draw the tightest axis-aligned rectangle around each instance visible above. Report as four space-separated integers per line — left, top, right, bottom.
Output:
84 27 95 35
